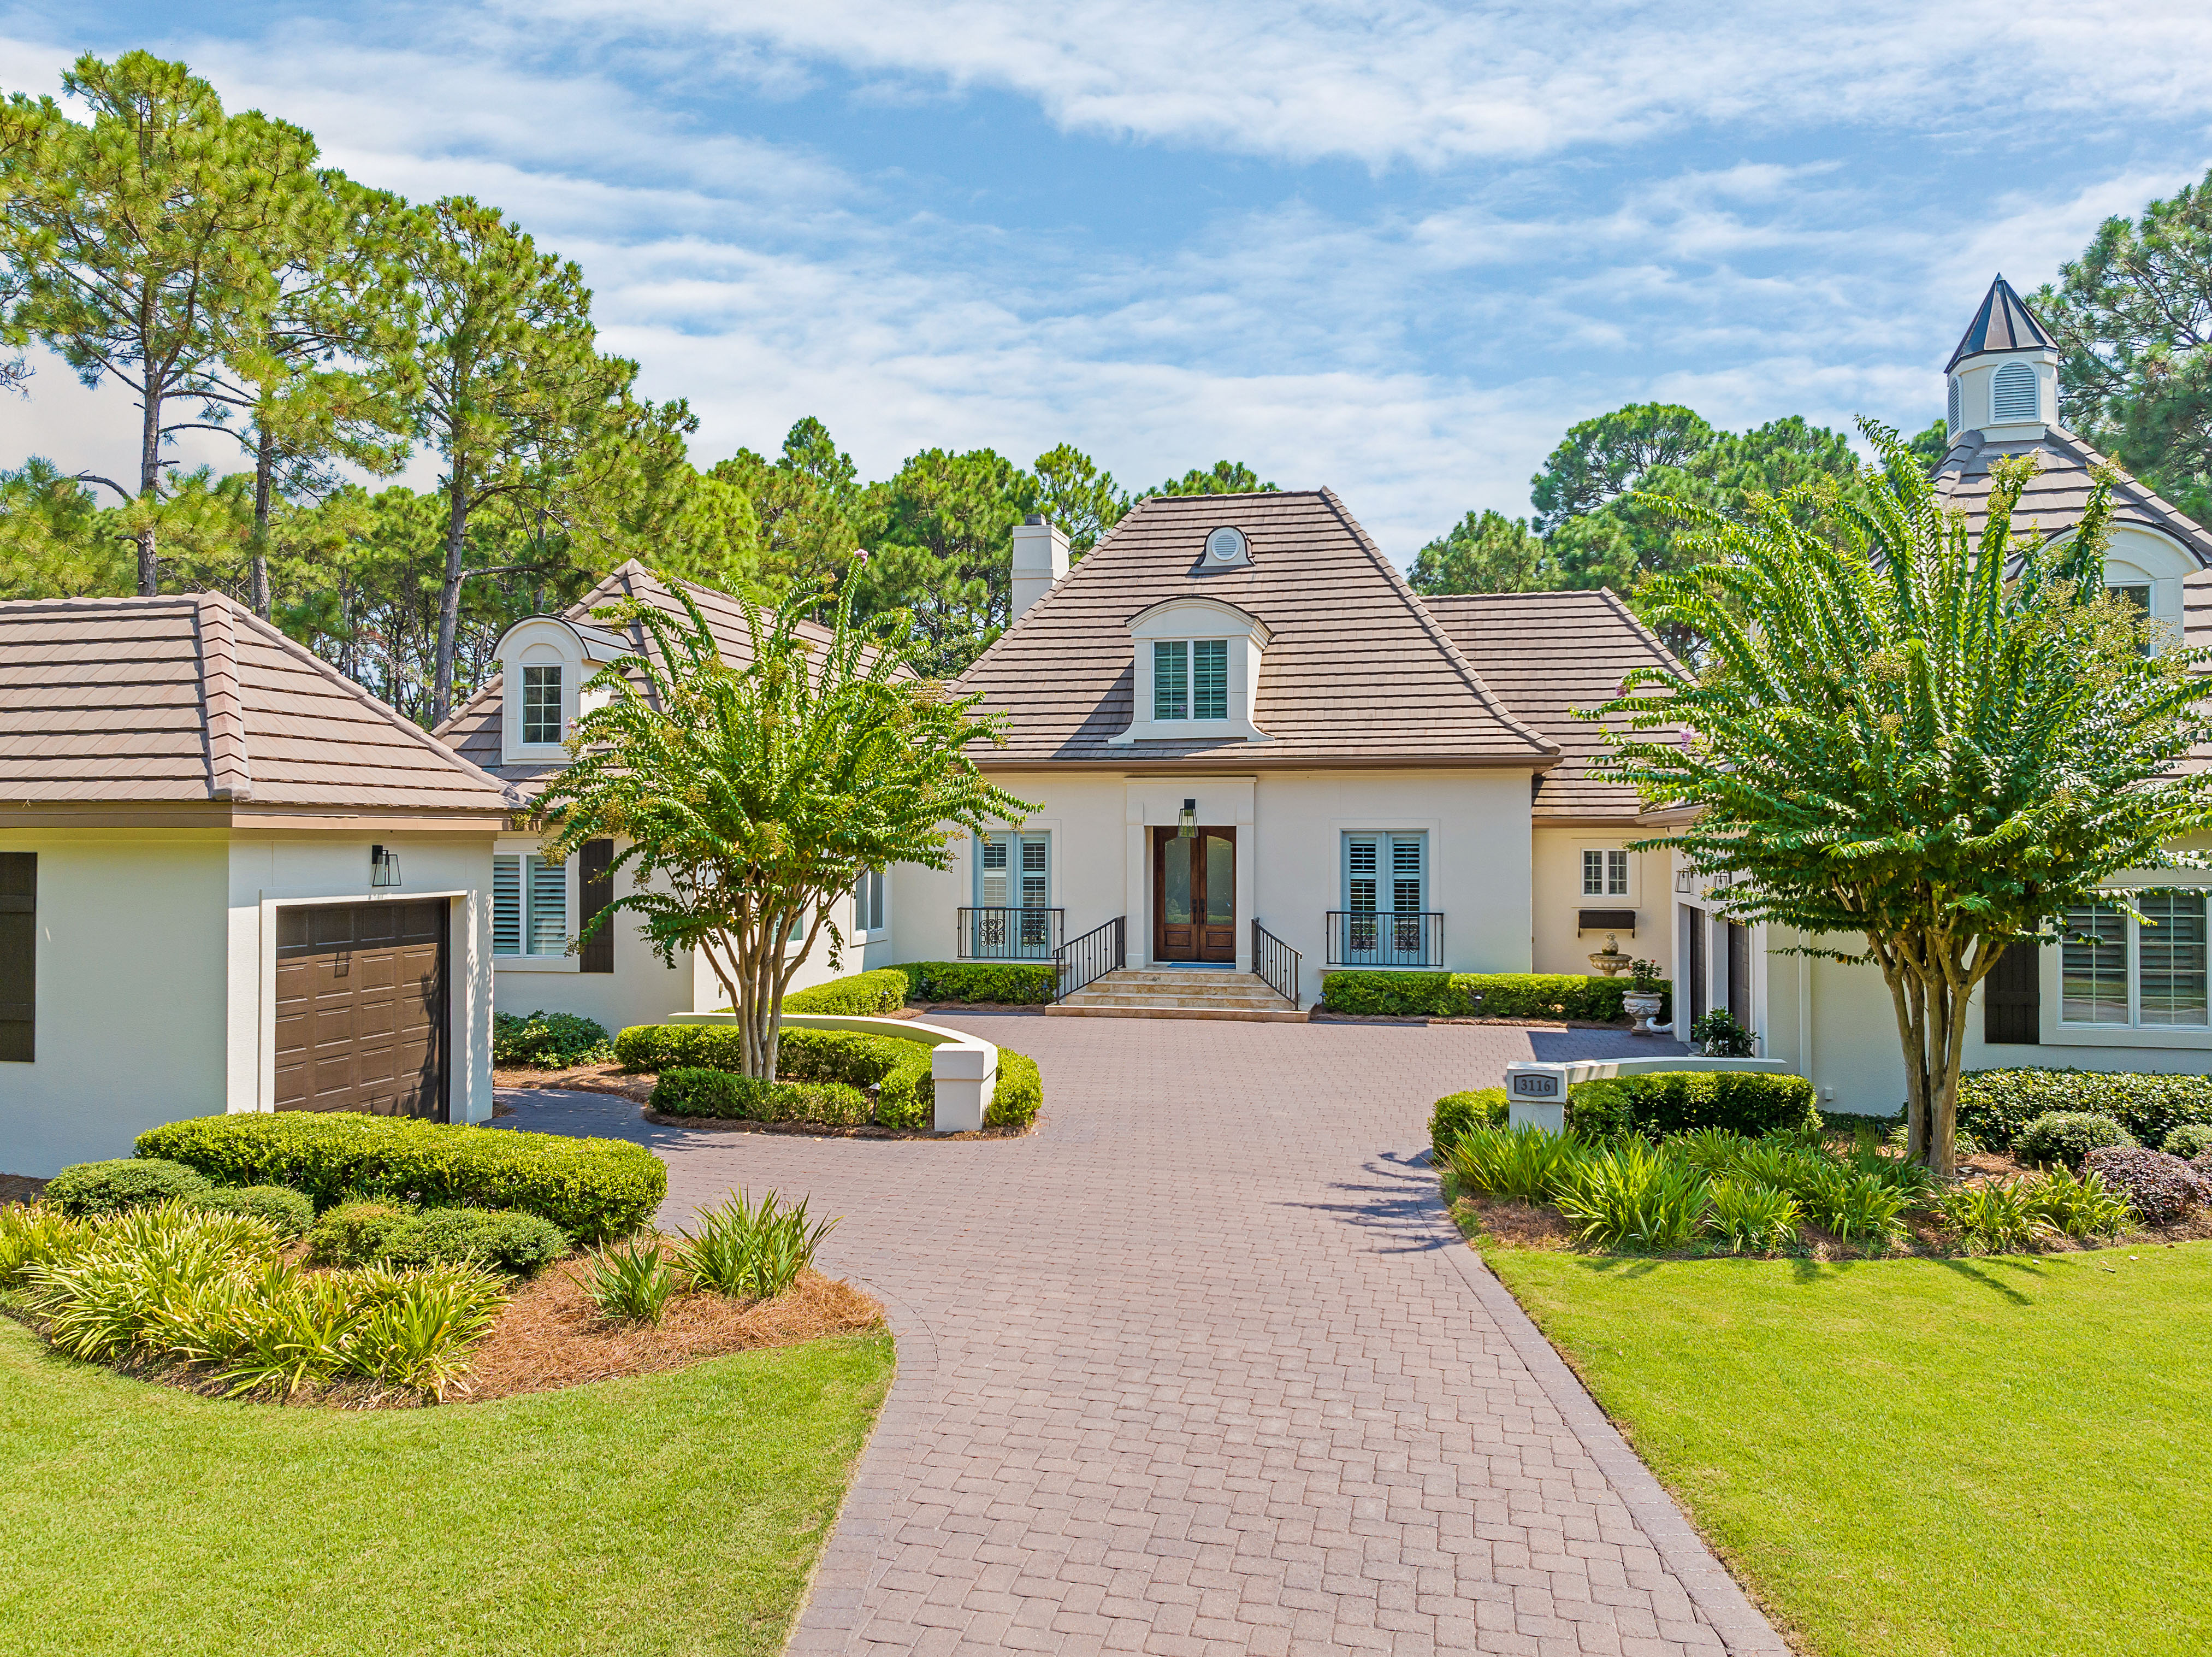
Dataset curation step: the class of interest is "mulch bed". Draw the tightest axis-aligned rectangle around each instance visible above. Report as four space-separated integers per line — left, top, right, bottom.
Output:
0 1174 50 1204
460 1263 883 1401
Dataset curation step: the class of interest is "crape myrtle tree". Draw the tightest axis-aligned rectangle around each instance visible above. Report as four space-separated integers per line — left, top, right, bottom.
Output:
534 577 1034 1080
1591 422 2212 1176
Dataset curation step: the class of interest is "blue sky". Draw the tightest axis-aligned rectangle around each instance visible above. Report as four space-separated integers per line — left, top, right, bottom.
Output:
7 2 2212 558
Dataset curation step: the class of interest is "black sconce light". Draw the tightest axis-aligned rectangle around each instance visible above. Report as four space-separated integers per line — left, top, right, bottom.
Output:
1178 798 1197 839
370 844 402 889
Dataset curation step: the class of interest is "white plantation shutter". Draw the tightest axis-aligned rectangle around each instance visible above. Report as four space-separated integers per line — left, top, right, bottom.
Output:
526 855 566 956
978 833 1050 908
1345 833 1424 912
493 856 522 956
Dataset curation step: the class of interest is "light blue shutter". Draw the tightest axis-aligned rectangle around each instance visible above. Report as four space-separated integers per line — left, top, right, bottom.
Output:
1391 836 1425 913
492 856 521 956
1346 836 1379 912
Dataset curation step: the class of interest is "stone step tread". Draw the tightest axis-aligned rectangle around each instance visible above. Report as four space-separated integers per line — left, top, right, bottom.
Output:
1042 1003 1309 1023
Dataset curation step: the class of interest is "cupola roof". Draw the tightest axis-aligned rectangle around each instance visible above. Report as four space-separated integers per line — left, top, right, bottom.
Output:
1945 274 2053 372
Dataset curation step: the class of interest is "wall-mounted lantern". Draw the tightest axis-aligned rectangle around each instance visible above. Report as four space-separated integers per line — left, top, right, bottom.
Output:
370 844 403 889
1178 798 1197 839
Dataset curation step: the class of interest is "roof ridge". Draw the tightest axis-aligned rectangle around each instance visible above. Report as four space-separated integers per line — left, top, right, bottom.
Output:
215 594 520 807
1318 488 1557 760
1595 586 1687 676
193 594 253 803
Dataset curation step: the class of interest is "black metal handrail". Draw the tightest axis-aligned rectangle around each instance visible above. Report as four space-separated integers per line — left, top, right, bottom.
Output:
957 906 1064 961
1325 910 1444 969
1252 919 1300 1006
1055 916 1126 1001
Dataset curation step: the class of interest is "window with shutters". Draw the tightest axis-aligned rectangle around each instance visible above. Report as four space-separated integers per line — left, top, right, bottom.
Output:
977 833 1050 908
492 856 522 956
1153 642 1187 720
2061 894 2208 1027
1582 849 1628 897
579 839 614 974
1991 362 2039 423
521 664 564 745
854 868 888 935
1151 639 1228 722
0 852 33 1062
1947 376 1962 434
496 854 571 957
1345 832 1426 913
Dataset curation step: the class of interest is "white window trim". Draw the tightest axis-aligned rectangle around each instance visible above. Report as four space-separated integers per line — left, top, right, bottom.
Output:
2047 889 2212 1044
850 867 891 941
1110 597 1273 745
492 841 579 973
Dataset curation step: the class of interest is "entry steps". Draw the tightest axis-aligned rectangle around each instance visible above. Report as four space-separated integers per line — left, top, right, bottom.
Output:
1046 968 1305 1022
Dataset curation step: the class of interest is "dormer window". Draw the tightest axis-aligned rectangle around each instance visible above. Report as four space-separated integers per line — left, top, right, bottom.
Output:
522 665 564 745
1154 640 1228 721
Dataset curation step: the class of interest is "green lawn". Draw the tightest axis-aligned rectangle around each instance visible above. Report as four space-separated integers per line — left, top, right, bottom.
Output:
0 1319 893 1656
1488 1242 2212 1657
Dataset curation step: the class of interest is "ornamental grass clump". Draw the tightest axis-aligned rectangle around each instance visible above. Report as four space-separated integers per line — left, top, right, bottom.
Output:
670 1190 836 1302
1703 1180 1801 1253
1933 1178 2051 1254
2024 1167 2134 1240
1793 1165 1911 1245
0 1202 90 1283
1446 1127 1588 1205
582 1237 676 1324
1552 1142 1711 1251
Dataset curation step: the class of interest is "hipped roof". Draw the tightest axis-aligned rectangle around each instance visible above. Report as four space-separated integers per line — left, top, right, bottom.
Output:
1932 426 2212 568
0 593 516 813
950 490 1558 769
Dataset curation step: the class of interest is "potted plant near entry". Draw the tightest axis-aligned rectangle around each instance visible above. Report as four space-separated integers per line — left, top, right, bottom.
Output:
1622 959 1666 1036
1688 1007 1758 1057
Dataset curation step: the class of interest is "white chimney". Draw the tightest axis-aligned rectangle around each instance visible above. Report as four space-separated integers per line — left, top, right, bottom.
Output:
1009 514 1069 623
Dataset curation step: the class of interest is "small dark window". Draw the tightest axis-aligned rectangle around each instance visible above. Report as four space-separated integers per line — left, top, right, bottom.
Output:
0 852 34 1062
579 839 615 975
1983 940 2041 1044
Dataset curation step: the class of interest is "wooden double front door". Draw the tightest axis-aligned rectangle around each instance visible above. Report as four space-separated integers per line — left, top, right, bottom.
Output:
1152 826 1236 962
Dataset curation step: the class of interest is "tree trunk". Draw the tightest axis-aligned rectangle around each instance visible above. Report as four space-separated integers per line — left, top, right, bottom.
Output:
1872 935 1969 1179
137 377 162 597
431 475 470 727
250 423 275 618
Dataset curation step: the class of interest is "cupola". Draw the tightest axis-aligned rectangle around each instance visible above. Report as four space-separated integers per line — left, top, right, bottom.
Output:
1944 275 2059 441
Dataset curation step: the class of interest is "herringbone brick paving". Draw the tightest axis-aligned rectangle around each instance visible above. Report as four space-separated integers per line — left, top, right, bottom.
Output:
499 1015 1786 1655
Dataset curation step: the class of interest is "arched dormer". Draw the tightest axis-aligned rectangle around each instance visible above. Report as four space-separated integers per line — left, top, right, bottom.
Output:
1945 274 2057 439
1108 595 1274 745
492 615 630 766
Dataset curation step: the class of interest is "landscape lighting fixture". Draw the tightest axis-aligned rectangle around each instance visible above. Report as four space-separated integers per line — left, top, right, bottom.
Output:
370 844 402 889
1178 799 1197 838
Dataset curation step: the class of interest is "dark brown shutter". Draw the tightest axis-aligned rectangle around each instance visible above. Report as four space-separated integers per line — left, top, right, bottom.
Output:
1726 921 1750 1026
1983 940 2041 1044
579 839 615 974
0 852 31 1062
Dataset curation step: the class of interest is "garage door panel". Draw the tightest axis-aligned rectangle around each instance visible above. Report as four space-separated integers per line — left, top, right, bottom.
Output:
274 901 448 1120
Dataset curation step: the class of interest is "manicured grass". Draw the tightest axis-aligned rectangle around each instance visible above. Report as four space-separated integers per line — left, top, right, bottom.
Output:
1487 1242 2212 1656
0 1318 892 1655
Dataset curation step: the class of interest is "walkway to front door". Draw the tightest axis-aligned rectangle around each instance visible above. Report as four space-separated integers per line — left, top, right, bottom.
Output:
499 1017 1777 1655
1152 824 1235 962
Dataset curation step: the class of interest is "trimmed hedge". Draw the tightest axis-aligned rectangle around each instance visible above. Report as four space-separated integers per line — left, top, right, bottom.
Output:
381 1207 570 1276
2016 1111 2136 1171
1956 1068 2212 1152
782 969 911 1015
2164 1123 2212 1160
492 1009 613 1068
1569 1071 1820 1141
1431 1088 1508 1159
46 1157 211 1216
305 1200 414 1266
651 1069 872 1125
135 1114 665 1243
899 961 1056 1005
987 1051 1043 1130
1319 971 1670 1023
194 1184 315 1237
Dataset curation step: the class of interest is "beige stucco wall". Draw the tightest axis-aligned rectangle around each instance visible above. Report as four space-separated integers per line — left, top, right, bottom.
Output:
1530 826 1673 978
894 766 1537 1005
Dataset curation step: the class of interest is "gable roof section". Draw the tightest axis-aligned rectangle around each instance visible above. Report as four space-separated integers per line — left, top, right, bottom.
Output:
0 593 516 814
1421 589 1679 821
435 559 895 796
1945 274 2053 372
1932 426 2212 568
950 490 1557 768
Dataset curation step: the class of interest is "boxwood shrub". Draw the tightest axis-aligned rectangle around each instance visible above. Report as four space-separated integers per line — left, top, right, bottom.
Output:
1956 1068 2212 1151
986 1051 1043 1130
492 1009 613 1068
1430 1088 1508 1159
898 961 1056 1004
305 1200 415 1266
380 1207 570 1276
1569 1071 1819 1141
1319 971 1670 1023
2164 1123 2212 1159
194 1183 315 1237
45 1157 211 1216
782 969 911 1015
2015 1110 2137 1170
135 1114 665 1243
651 1069 872 1125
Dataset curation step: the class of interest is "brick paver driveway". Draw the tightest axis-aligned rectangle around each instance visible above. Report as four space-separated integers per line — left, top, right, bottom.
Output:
501 1015 1784 1656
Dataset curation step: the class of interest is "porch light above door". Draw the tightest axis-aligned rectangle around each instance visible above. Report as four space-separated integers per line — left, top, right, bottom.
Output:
1179 799 1197 838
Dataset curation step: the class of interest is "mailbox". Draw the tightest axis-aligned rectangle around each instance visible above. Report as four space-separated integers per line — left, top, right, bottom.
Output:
1503 1062 1570 1135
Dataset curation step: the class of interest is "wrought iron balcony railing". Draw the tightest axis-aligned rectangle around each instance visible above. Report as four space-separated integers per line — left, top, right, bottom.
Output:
957 906 1064 962
1324 910 1443 970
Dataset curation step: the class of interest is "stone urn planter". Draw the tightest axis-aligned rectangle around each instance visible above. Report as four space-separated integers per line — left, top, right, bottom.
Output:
1623 990 1665 1036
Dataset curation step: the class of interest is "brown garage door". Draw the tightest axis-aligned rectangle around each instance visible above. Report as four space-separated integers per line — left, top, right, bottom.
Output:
274 901 449 1119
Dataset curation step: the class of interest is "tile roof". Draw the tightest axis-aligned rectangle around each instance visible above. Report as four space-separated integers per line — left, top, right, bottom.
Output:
1421 589 1681 821
435 559 886 797
949 490 1558 769
1932 425 2212 567
0 593 517 813
1945 274 2054 372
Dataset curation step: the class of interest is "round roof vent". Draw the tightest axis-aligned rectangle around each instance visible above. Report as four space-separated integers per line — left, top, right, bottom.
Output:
1205 526 1249 565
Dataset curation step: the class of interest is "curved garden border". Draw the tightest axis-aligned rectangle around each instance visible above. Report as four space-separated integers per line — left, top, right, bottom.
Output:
669 1012 999 1133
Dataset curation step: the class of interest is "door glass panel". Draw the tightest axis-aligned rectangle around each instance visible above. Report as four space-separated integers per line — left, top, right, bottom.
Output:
2139 890 2208 1025
1163 836 1193 924
1205 833 1233 923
